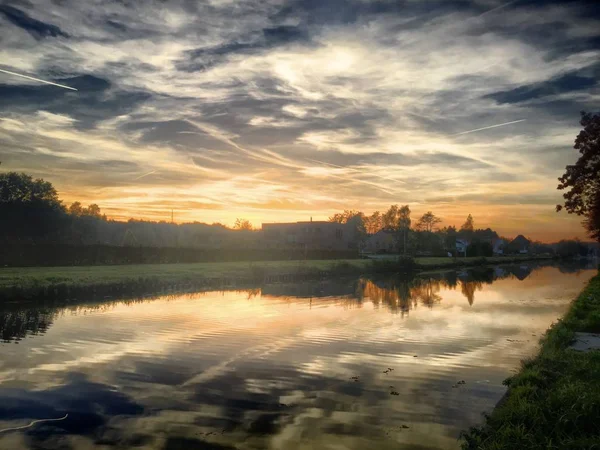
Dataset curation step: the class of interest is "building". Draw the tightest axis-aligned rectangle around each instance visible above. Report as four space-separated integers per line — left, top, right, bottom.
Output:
509 235 530 254
492 238 507 255
261 221 357 251
364 230 399 253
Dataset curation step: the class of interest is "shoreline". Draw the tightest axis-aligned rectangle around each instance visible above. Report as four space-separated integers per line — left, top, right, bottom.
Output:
0 255 553 304
460 273 600 449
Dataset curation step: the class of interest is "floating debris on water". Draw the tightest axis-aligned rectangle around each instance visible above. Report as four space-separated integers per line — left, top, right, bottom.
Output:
390 391 400 395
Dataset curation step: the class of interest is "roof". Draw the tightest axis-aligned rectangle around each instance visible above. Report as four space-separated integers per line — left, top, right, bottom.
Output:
510 235 530 246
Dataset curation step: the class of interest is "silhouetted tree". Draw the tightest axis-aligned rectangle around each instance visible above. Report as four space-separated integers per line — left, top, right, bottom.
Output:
461 214 474 233
0 172 66 241
442 226 458 254
557 112 600 241
233 218 253 231
398 205 411 254
382 204 400 230
69 201 83 216
84 204 102 218
365 211 383 234
416 211 441 232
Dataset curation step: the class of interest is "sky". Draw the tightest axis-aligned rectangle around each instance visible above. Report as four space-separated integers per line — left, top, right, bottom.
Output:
0 0 599 242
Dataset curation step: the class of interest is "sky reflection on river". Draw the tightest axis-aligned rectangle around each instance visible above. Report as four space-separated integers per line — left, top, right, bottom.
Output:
0 263 595 450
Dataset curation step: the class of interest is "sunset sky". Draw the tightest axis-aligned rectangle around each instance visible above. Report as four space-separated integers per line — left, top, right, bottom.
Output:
1 0 599 241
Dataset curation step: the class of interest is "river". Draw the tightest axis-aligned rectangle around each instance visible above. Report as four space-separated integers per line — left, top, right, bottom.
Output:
0 262 595 449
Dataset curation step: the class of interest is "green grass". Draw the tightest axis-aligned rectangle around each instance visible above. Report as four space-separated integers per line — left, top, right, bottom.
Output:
461 273 600 450
0 255 551 302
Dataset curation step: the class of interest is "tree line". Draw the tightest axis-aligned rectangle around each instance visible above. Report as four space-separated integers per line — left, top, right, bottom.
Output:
329 206 508 256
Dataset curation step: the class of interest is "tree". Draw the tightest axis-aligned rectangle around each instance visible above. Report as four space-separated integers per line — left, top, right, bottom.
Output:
365 211 383 234
442 225 457 254
557 112 600 241
84 203 102 218
382 205 400 230
398 205 411 254
0 172 61 207
416 211 441 232
329 210 367 242
69 201 83 216
329 209 362 224
461 214 474 232
0 172 66 240
233 218 253 231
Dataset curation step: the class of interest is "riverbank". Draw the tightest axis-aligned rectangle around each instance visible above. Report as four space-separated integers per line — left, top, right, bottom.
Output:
0 255 552 303
461 273 600 449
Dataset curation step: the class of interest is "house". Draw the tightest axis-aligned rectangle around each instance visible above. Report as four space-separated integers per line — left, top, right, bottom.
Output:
509 235 530 254
261 220 356 251
456 238 470 256
492 238 507 255
364 230 399 254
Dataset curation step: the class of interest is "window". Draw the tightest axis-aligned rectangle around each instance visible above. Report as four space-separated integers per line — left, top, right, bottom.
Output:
335 229 343 239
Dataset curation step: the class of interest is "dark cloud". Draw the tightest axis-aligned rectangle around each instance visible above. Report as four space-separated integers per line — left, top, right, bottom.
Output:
0 4 69 39
270 0 475 26
0 75 151 129
178 24 311 72
484 70 598 105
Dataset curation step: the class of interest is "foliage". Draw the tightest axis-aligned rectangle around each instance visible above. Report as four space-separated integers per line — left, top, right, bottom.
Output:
0 172 62 206
0 171 66 239
233 218 254 231
364 211 383 234
415 211 441 232
466 241 493 257
461 274 600 449
557 112 600 241
555 239 589 259
329 210 367 241
461 214 474 233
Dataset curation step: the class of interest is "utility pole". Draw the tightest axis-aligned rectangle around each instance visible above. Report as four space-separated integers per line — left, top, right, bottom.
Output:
171 209 174 224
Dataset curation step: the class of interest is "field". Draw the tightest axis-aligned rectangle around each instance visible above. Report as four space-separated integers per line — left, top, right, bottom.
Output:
0 255 549 293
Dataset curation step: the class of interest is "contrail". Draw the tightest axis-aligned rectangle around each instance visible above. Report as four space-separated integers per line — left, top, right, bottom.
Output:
477 0 517 18
452 119 526 136
133 170 157 180
0 414 68 433
0 68 77 91
306 158 406 184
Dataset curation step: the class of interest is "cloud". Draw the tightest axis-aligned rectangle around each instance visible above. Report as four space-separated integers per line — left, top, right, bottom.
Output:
484 69 599 104
0 5 69 39
0 0 598 239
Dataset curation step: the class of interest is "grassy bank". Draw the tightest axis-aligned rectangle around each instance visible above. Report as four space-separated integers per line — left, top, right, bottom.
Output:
461 273 600 449
0 255 551 303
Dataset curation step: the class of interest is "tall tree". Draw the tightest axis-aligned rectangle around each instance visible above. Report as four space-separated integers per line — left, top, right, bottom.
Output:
398 205 411 254
365 211 383 234
557 112 600 241
0 172 66 240
69 201 83 216
84 204 102 218
461 214 474 232
382 205 400 230
416 211 441 232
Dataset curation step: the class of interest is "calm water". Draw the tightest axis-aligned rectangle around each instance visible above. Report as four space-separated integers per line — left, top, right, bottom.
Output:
0 263 595 450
